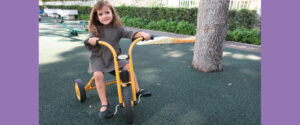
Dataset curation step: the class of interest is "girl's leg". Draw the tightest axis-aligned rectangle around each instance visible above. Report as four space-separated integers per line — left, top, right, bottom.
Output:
94 71 108 112
122 64 140 92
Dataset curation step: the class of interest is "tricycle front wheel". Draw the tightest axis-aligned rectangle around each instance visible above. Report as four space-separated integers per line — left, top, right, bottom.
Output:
122 85 134 124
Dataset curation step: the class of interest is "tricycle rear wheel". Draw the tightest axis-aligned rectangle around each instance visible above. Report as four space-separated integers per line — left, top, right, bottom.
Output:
74 79 86 102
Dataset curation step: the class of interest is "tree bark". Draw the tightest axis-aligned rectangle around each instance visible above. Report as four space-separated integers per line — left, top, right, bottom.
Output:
192 0 230 72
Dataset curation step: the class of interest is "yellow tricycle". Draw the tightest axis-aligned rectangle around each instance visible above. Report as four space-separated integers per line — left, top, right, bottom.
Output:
74 36 152 124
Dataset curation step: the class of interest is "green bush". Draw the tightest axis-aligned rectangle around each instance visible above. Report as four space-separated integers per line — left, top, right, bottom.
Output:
175 21 196 35
144 19 195 35
116 6 258 30
120 16 129 25
156 19 167 31
226 28 261 45
228 9 259 30
145 21 159 30
39 5 44 10
116 6 198 25
165 19 177 32
78 14 89 20
127 18 145 28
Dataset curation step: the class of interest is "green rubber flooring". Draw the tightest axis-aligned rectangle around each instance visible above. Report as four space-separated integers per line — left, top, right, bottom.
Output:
39 17 260 125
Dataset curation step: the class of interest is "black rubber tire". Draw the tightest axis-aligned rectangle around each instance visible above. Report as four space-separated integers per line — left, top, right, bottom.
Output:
122 85 133 124
74 79 86 102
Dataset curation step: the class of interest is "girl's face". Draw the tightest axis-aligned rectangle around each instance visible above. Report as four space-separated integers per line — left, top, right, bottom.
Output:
96 6 113 26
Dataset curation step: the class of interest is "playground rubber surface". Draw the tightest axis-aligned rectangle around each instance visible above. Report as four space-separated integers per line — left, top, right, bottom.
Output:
39 17 260 125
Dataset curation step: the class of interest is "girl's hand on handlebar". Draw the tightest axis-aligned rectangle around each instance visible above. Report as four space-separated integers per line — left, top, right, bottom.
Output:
134 32 150 40
141 32 150 40
88 37 99 46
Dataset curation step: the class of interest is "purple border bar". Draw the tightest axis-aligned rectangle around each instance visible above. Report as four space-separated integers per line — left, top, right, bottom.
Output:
0 0 38 125
262 0 300 125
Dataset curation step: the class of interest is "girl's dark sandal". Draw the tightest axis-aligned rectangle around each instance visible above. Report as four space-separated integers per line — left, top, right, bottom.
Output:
98 105 114 120
136 89 152 97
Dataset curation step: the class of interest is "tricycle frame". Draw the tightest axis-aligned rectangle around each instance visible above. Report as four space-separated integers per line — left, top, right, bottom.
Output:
75 37 144 111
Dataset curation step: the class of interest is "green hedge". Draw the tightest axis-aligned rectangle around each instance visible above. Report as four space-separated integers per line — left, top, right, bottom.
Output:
121 16 146 28
39 5 261 45
39 5 44 11
121 17 195 35
228 9 260 30
121 16 261 45
116 6 198 25
226 28 261 45
78 14 90 20
41 5 260 30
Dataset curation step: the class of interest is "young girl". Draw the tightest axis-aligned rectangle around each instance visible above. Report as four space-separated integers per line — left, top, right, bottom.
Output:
84 0 152 120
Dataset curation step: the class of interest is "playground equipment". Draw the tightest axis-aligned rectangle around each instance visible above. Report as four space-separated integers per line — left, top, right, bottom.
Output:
74 36 153 124
39 10 43 21
56 16 88 36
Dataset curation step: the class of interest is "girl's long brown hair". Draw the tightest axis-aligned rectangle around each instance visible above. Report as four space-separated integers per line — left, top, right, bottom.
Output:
88 0 122 37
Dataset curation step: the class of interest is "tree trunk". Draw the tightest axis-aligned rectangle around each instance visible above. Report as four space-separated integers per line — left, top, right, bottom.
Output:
192 0 230 72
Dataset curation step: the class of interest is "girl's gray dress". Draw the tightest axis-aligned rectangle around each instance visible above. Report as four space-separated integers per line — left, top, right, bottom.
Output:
84 26 136 73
